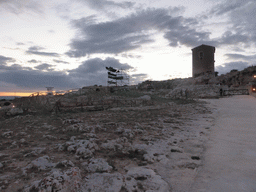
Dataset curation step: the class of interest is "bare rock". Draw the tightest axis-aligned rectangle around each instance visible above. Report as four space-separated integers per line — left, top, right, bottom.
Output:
55 160 75 168
41 123 56 130
23 167 82 192
22 156 55 175
115 127 134 138
176 160 200 170
63 123 91 133
6 108 23 116
62 118 83 124
75 147 93 159
43 135 57 140
83 173 123 192
138 95 151 100
2 131 13 138
143 154 155 163
20 138 26 143
63 139 98 159
101 140 123 151
124 167 171 192
171 146 184 153
101 137 132 155
56 144 65 152
30 156 55 171
17 132 27 136
86 158 113 173
24 147 46 157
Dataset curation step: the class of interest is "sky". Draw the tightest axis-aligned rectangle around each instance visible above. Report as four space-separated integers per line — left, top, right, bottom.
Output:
0 0 255 96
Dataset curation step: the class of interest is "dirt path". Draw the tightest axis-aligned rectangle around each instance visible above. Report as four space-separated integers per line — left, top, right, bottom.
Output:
190 95 256 192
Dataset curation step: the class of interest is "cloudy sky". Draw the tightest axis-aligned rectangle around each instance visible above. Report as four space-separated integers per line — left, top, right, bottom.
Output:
0 0 255 95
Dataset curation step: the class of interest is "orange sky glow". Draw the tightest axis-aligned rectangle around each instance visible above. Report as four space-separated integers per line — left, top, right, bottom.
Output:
0 92 33 97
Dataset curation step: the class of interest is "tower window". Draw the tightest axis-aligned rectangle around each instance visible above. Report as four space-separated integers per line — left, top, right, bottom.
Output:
199 51 204 60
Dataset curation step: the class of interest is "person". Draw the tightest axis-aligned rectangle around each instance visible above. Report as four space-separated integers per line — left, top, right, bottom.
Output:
185 89 189 99
220 88 223 96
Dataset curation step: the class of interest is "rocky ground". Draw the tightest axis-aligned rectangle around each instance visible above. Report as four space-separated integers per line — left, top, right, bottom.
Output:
0 94 217 192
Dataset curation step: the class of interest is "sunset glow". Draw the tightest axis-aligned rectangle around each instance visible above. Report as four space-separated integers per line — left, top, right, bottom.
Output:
0 92 33 97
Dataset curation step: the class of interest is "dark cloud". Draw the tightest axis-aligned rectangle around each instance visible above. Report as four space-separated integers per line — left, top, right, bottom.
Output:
231 47 245 52
69 57 133 76
130 73 148 84
53 59 69 64
26 46 60 57
0 55 15 65
131 73 148 77
28 59 39 63
209 0 256 47
121 53 141 59
0 64 77 90
69 57 133 86
0 63 33 71
0 0 43 15
225 53 256 61
218 31 249 46
215 61 250 74
79 0 134 10
35 63 55 71
67 8 215 57
0 57 133 91
209 0 250 16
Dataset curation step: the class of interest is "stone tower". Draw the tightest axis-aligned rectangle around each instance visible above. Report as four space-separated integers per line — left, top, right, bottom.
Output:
192 44 215 78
